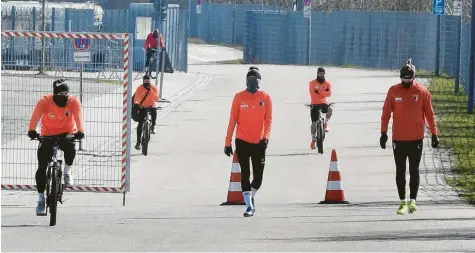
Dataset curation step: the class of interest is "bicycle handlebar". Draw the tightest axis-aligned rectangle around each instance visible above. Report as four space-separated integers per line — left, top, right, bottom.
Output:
305 102 335 108
33 134 80 143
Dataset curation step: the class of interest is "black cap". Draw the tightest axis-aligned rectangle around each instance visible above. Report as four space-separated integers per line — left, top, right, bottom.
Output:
53 79 69 95
143 74 151 80
317 67 325 74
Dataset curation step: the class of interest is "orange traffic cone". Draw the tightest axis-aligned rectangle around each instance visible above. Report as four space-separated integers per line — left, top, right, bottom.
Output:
220 152 245 205
319 149 350 204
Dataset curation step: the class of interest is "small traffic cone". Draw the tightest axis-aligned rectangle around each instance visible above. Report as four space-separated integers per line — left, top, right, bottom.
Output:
221 152 245 205
319 149 350 204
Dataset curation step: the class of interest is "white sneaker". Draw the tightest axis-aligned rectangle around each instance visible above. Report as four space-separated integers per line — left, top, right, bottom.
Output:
64 172 74 187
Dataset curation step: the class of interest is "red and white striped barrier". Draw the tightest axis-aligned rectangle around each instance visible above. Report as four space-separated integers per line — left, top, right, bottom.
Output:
1 31 127 40
1 184 121 193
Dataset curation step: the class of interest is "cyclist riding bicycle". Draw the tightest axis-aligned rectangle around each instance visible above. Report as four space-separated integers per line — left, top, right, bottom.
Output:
309 67 333 150
133 75 159 150
144 29 166 70
28 79 85 216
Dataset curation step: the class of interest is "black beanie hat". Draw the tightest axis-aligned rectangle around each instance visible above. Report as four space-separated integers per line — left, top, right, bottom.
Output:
53 79 69 95
246 68 261 80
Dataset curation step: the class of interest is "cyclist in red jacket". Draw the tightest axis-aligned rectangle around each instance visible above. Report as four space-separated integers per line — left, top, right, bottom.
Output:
144 29 166 71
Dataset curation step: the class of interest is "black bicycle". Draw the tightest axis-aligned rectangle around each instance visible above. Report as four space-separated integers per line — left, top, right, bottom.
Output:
306 103 334 154
145 48 159 79
139 106 161 156
33 134 79 226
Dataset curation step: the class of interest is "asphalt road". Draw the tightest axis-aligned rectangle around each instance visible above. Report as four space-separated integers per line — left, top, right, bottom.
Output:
2 45 475 252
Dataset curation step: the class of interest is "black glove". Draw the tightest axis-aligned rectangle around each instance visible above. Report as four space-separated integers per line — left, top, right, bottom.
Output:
431 135 439 149
224 146 233 157
74 131 85 140
28 130 39 140
380 132 388 149
259 138 269 150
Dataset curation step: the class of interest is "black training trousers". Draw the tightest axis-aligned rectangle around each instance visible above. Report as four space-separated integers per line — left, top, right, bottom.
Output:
392 139 423 200
36 138 76 193
235 138 266 192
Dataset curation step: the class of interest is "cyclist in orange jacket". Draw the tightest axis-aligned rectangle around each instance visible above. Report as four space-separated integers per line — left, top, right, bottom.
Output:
380 59 439 215
309 67 333 149
28 79 85 216
133 75 159 150
224 66 273 217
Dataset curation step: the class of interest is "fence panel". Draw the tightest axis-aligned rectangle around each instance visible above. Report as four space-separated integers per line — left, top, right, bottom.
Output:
460 20 471 93
163 8 189 73
1 31 132 193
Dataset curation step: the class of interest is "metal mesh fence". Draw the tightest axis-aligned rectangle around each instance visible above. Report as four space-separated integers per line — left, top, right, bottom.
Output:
1 31 132 193
429 78 475 204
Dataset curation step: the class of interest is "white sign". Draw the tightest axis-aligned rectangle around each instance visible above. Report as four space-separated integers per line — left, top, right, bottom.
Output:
74 51 91 62
303 6 311 19
453 0 462 16
196 5 201 14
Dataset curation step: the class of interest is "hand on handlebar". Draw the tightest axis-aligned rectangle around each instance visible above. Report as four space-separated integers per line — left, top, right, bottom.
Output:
28 130 40 140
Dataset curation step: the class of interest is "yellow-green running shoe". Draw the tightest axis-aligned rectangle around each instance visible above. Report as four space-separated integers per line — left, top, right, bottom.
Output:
397 201 408 215
408 200 417 214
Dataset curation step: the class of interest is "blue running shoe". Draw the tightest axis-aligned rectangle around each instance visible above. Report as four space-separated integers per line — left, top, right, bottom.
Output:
36 201 46 216
243 206 255 217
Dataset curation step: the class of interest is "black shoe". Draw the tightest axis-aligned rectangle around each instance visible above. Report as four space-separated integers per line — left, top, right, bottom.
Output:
135 143 141 150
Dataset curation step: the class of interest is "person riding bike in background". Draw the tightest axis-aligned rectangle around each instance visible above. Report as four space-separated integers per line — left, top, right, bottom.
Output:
144 29 166 70
28 79 85 216
380 59 439 215
133 75 159 150
308 67 333 150
224 66 273 217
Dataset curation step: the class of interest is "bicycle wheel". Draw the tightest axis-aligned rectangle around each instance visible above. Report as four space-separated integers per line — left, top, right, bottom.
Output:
150 58 157 79
317 120 324 154
142 122 150 156
49 166 59 226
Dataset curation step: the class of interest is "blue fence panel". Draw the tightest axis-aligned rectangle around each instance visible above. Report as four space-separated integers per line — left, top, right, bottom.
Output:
102 9 128 33
243 10 449 72
208 4 234 44
441 15 458 76
460 21 471 93
65 9 94 32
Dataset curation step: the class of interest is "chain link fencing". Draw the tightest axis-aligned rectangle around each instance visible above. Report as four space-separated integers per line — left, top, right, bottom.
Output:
1 31 133 199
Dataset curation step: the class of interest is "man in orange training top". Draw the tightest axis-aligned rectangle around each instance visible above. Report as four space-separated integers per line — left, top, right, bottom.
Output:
133 74 159 150
28 79 85 216
144 29 166 71
309 67 333 149
380 59 439 215
224 66 273 218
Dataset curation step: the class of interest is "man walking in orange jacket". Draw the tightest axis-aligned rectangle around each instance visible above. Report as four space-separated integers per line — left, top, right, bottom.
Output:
224 66 273 217
380 59 439 215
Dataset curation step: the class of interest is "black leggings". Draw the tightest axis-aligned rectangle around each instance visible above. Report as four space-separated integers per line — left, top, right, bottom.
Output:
137 108 157 142
235 138 266 192
145 49 156 68
36 139 76 193
393 140 423 200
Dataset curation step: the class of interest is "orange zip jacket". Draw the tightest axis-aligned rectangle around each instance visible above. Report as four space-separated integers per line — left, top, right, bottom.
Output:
134 85 159 107
225 90 273 146
29 95 84 136
381 82 438 141
309 79 332 104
